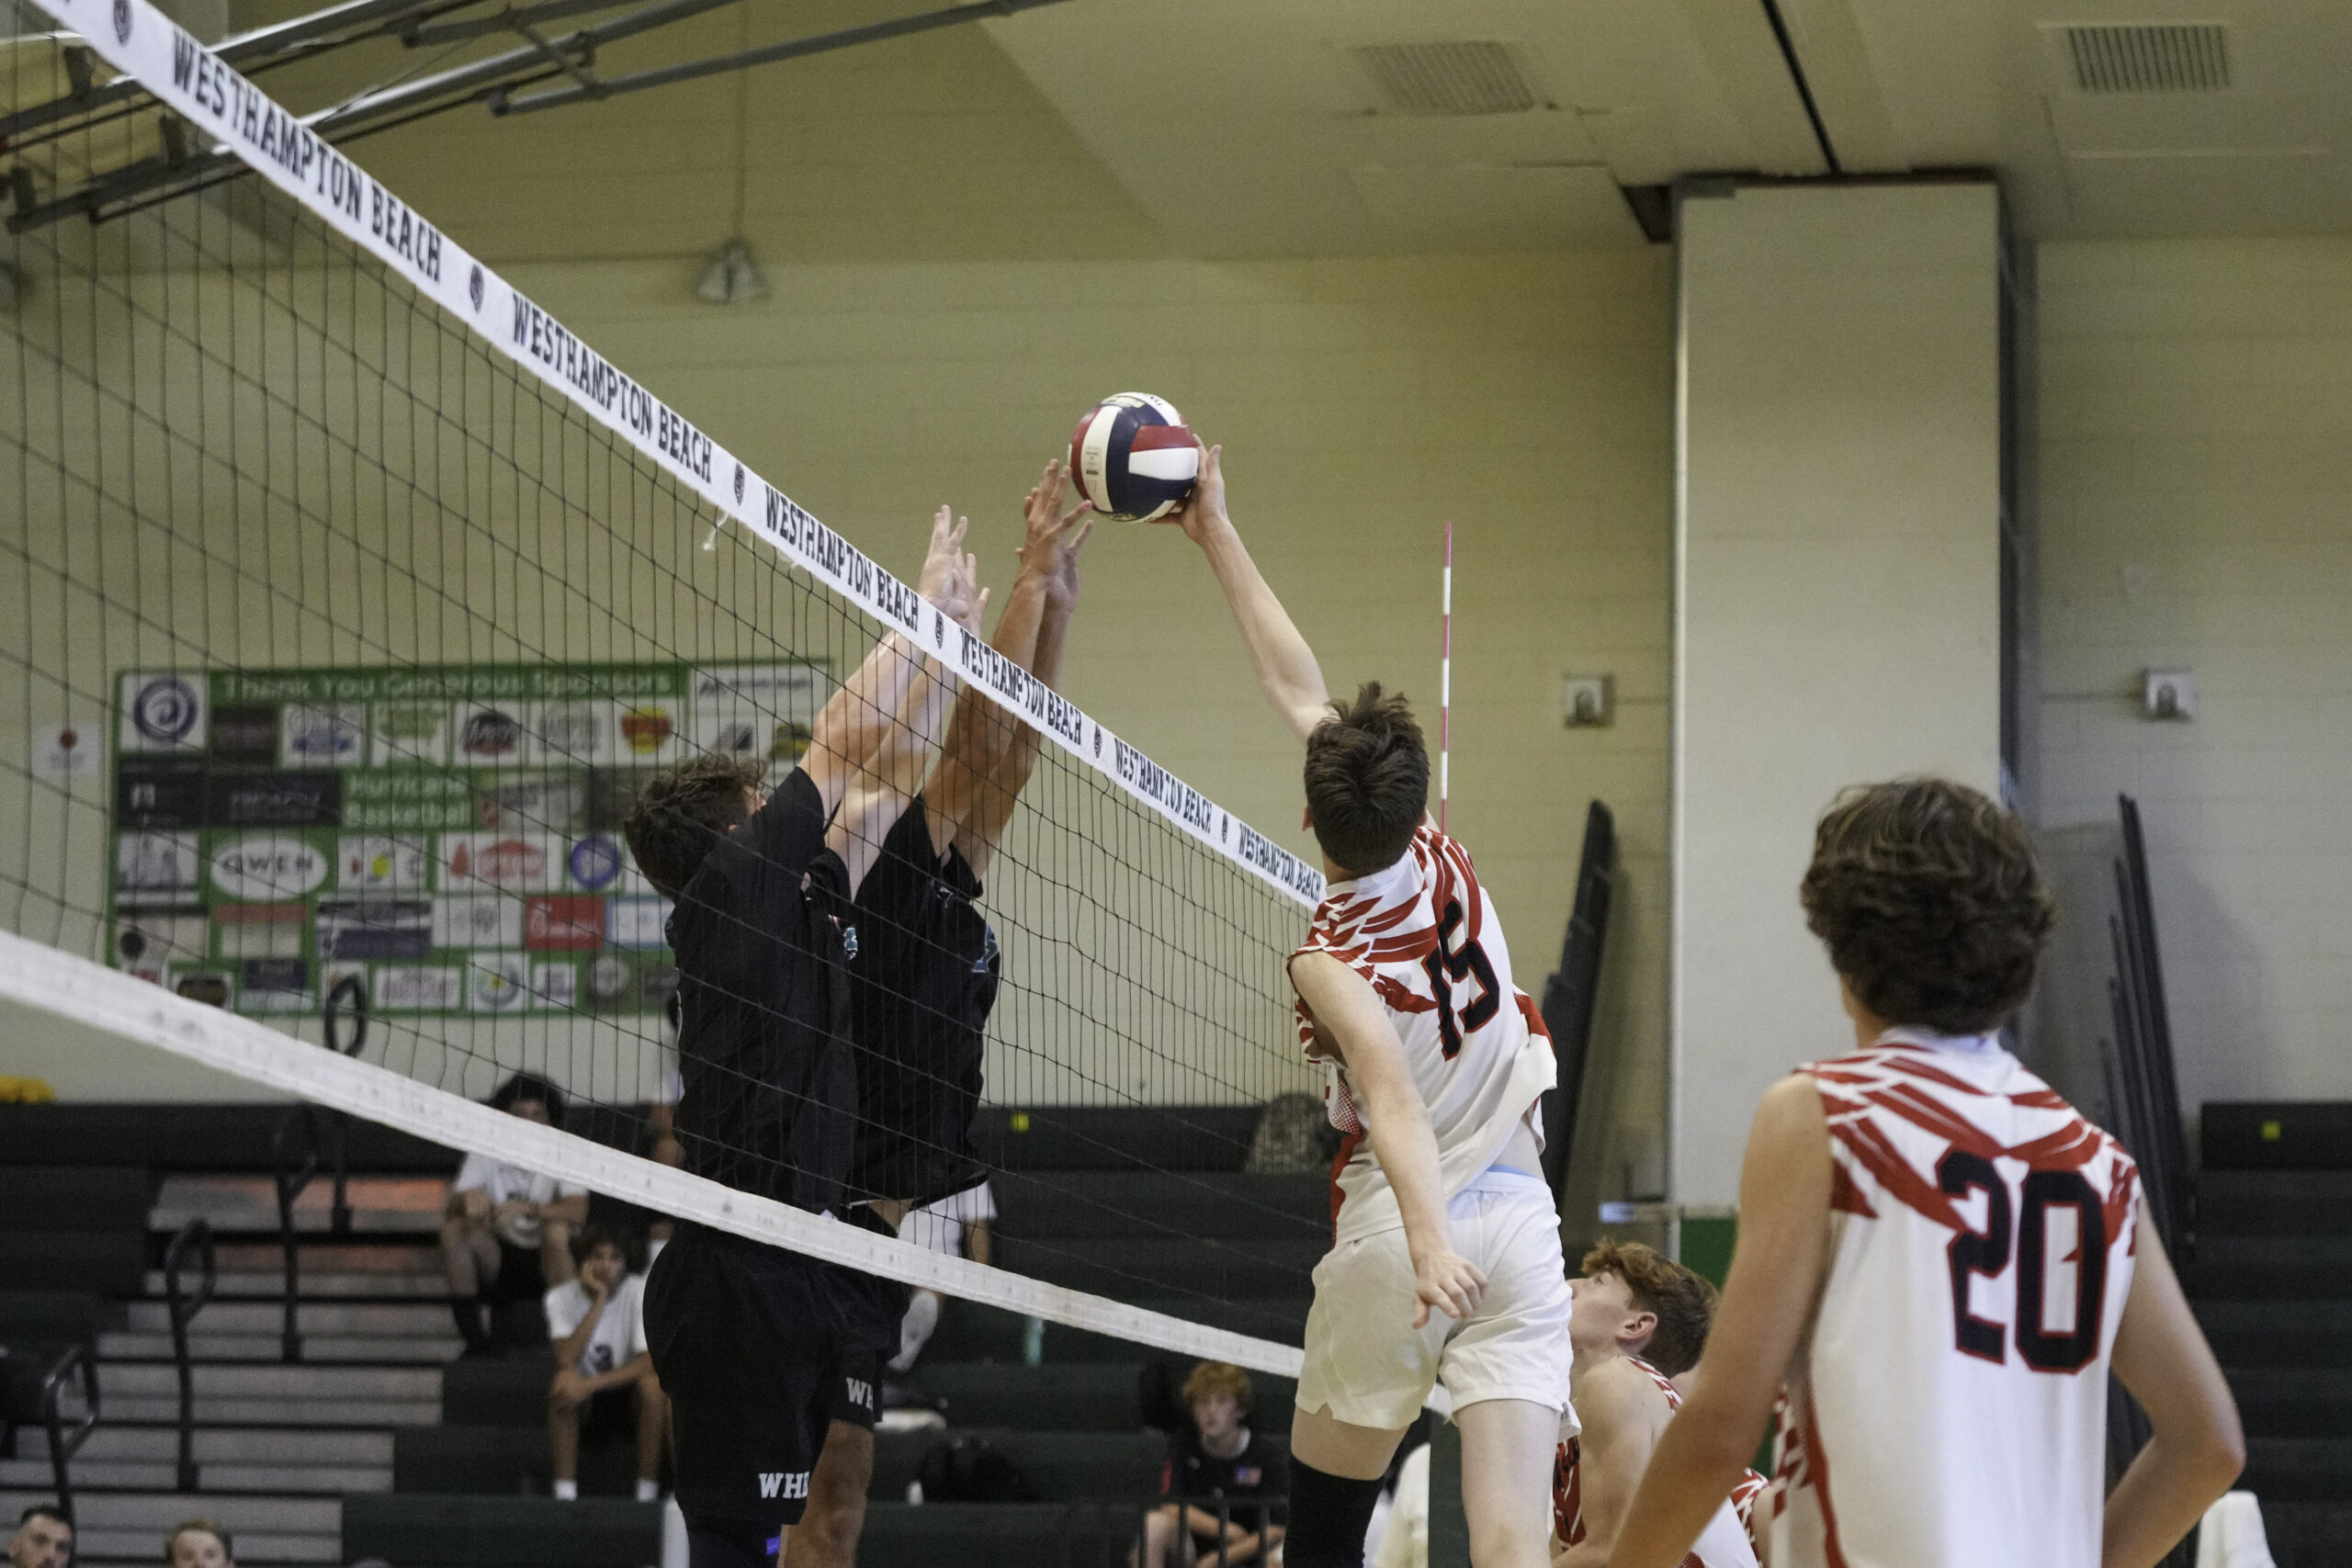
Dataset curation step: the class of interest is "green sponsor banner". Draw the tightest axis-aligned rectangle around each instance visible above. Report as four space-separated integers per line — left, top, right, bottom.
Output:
108 660 824 1017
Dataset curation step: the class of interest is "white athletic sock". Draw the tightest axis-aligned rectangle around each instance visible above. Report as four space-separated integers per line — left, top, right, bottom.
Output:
890 1289 941 1373
553 1479 579 1501
637 1478 661 1503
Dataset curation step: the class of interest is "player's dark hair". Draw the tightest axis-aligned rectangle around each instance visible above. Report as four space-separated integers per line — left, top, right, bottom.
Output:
1800 778 2056 1035
1582 1239 1718 1377
18 1504 68 1529
571 1220 645 1273
490 1070 566 1131
1302 683 1427 876
624 750 770 900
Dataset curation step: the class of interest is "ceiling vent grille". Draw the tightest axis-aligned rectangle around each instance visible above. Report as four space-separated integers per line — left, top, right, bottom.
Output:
1348 42 1542 117
2063 24 2229 93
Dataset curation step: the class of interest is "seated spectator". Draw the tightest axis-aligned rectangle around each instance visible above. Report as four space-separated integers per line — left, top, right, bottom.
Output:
889 1179 994 1373
7 1505 70 1568
164 1517 236 1567
440 1072 588 1355
1139 1362 1289 1568
547 1222 667 1503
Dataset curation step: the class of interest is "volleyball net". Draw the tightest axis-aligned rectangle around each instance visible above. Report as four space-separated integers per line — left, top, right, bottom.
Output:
0 0 1330 1375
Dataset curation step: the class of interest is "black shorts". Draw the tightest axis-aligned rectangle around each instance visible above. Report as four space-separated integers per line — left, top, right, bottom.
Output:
578 1383 639 1446
643 1220 906 1530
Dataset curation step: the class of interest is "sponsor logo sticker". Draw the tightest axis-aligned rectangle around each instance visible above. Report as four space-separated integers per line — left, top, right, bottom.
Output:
440 832 560 892
524 895 604 951
282 704 365 767
213 902 309 960
568 835 624 891
584 952 634 1009
604 895 671 951
458 706 524 761
121 671 207 751
530 962 578 1010
469 952 529 1012
377 964 464 1011
618 705 674 756
209 835 330 900
433 895 523 949
116 831 200 894
339 835 428 890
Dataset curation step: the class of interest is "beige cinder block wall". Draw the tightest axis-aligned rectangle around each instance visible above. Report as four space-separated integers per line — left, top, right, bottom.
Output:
2039 238 2352 1112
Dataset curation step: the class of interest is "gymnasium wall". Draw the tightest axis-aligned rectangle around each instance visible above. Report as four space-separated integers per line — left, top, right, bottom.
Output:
1672 183 2006 1214
3 239 1679 1224
2037 237 2352 1110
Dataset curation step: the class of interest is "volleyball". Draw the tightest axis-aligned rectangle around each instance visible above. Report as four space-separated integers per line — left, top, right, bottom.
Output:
1067 392 1198 522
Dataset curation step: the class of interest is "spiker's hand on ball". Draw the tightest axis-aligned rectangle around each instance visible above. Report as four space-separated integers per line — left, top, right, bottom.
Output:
1155 440 1228 548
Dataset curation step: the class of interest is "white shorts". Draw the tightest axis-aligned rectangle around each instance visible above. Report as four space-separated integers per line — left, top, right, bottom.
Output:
1296 1171 1570 1430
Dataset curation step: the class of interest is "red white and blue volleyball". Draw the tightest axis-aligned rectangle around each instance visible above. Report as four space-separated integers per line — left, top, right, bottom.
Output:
1068 393 1198 522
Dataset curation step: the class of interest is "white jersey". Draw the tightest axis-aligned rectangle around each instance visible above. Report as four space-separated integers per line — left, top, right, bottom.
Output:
1292 823 1556 1245
1554 1356 1761 1568
1773 1030 2141 1568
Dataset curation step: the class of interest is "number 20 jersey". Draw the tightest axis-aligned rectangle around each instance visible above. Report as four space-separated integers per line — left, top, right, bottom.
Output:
1291 823 1557 1246
1772 1032 2141 1568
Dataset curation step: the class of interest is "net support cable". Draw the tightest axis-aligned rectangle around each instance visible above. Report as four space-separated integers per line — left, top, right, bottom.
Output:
0 925 1307 1379
9 0 1334 1380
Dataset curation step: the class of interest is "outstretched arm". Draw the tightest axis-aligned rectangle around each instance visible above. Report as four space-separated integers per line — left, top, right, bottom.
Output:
1608 1076 1832 1568
933 461 1095 877
1157 443 1329 746
1289 949 1485 1328
1554 1363 1661 1566
828 515 988 896
801 508 973 825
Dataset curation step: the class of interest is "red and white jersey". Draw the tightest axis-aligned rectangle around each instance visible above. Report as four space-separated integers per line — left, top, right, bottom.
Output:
1772 1030 2141 1568
1552 1356 1762 1568
1292 823 1555 1244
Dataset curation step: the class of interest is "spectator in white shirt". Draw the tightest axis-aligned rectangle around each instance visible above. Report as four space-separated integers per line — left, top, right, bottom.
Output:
546 1223 666 1503
440 1073 590 1355
889 1180 994 1373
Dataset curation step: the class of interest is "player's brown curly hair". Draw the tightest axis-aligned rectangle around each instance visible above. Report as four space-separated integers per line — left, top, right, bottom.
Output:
1581 1240 1718 1377
1799 778 2056 1035
1303 683 1428 876
623 751 770 900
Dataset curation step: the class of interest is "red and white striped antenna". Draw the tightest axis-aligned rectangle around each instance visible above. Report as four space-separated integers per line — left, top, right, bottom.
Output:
1439 520 1453 835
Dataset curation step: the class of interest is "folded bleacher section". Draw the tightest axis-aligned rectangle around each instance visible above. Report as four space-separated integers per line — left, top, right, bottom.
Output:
0 1102 1317 1567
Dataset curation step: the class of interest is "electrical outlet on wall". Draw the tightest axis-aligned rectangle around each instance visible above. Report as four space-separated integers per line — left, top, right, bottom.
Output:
1563 673 1612 728
2143 668 2195 720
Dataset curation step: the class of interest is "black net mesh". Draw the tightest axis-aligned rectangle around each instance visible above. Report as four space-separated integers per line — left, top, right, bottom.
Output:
0 28 1325 1348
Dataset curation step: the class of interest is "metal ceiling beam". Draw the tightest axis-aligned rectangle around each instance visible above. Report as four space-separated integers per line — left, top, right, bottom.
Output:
492 0 1076 115
0 0 447 142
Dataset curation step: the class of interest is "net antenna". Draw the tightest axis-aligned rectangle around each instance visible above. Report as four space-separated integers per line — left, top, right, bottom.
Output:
0 0 1341 1383
1439 519 1453 834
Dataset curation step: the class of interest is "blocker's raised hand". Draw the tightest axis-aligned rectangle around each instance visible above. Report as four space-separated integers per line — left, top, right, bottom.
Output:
917 503 970 602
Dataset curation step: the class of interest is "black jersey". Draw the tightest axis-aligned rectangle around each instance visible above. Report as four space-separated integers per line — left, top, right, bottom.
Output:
1158 1427 1291 1537
847 795 995 1206
666 767 859 1216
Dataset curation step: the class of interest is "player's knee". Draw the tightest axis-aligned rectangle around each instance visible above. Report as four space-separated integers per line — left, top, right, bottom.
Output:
1283 1459 1385 1568
1464 1509 1549 1568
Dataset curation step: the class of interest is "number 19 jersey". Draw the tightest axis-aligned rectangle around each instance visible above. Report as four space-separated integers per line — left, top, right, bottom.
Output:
1772 1030 2141 1568
1291 823 1556 1245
